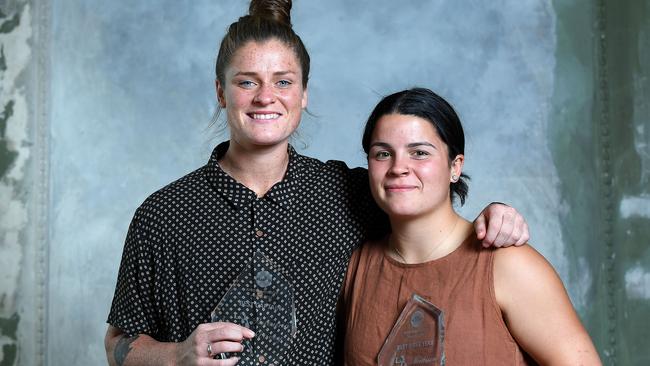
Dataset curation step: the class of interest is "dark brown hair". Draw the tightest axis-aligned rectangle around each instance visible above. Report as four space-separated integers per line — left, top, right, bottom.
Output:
215 0 310 87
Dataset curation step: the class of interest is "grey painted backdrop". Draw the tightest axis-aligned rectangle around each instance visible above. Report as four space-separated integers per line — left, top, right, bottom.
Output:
1 0 648 365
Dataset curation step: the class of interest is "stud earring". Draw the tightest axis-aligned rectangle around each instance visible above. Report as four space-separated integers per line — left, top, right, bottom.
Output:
451 174 458 182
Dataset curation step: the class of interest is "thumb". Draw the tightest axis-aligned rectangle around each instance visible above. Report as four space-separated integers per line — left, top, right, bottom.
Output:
474 213 487 239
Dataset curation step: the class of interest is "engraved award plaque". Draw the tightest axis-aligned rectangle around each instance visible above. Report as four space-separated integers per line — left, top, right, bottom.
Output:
211 251 296 365
377 294 445 366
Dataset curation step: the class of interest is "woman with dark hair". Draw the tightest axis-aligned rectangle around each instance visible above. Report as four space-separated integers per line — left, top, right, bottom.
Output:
341 88 601 365
104 2 530 365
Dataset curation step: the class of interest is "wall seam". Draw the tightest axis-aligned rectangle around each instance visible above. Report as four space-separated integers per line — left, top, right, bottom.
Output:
596 0 617 364
32 1 50 365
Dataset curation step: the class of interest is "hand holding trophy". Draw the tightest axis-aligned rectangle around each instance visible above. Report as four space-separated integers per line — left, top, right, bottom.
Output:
211 251 297 365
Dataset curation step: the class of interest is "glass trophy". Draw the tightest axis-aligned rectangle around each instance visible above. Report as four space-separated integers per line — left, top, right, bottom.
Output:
377 294 445 366
211 251 296 365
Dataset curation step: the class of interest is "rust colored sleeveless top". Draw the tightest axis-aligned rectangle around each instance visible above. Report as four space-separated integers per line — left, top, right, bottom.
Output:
341 234 536 365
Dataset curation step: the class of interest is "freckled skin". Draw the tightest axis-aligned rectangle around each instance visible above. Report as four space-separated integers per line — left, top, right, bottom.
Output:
216 39 308 150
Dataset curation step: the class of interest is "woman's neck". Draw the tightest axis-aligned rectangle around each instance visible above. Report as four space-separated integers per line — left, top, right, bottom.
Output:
218 140 290 197
388 207 473 264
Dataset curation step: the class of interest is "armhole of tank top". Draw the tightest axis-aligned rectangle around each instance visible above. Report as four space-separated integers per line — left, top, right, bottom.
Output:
487 249 521 346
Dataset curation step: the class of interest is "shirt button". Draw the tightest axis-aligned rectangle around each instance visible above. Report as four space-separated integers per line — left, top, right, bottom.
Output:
258 355 266 363
255 230 264 237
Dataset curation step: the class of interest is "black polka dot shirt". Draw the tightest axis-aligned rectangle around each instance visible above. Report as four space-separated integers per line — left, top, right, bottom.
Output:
107 141 383 365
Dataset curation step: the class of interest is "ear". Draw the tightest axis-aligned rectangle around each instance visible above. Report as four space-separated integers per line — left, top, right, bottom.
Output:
301 86 308 109
450 154 465 182
216 79 226 108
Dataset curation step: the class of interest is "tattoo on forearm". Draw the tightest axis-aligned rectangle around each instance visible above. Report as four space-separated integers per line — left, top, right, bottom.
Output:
114 335 139 366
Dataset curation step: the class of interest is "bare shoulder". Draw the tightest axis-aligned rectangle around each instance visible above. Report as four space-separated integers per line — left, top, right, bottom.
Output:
493 243 558 281
492 243 568 310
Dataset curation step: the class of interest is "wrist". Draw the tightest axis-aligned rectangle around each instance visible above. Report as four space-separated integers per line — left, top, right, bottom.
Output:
164 342 179 366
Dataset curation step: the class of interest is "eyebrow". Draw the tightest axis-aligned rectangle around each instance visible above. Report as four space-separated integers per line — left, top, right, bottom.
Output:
370 142 437 149
234 71 298 77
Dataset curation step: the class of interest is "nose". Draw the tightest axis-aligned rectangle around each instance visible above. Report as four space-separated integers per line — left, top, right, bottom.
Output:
388 154 409 176
253 84 276 105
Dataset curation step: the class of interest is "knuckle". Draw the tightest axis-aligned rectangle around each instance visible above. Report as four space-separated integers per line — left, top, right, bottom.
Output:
215 328 228 339
196 323 211 333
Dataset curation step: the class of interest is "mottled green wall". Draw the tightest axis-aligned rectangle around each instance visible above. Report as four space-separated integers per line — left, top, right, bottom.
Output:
551 1 650 365
603 1 650 364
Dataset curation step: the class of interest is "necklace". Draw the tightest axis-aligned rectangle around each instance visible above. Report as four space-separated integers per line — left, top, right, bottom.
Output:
390 216 459 264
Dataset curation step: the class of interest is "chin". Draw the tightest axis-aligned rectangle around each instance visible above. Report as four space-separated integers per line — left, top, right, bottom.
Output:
380 203 422 218
252 139 288 146
242 133 291 147
390 211 421 218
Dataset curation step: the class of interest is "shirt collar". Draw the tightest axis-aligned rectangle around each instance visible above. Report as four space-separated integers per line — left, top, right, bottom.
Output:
205 141 303 210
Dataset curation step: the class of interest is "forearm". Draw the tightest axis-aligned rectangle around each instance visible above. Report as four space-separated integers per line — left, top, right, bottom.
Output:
105 327 177 366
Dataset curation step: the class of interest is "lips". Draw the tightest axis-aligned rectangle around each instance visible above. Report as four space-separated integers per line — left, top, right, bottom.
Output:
384 184 418 192
248 112 281 121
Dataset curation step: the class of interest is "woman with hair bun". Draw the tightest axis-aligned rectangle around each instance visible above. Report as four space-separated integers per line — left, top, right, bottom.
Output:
341 88 600 365
104 1 529 365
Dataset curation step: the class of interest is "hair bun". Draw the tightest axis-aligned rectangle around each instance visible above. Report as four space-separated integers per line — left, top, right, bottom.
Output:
249 0 292 26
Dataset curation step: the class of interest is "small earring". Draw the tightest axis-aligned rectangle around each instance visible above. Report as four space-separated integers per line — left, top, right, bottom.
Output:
451 174 458 182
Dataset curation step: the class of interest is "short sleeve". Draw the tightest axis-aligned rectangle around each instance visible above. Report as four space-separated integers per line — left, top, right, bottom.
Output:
106 206 160 338
347 166 390 242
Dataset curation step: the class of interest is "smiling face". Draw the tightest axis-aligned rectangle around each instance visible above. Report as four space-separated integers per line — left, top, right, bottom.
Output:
216 39 308 149
368 113 464 219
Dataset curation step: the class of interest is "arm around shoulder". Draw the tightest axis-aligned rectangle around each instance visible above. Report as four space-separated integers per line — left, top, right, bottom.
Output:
493 245 601 366
473 203 529 248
